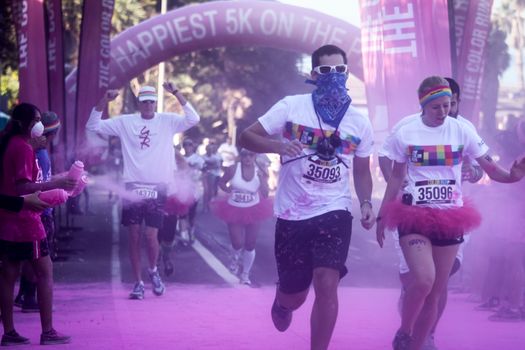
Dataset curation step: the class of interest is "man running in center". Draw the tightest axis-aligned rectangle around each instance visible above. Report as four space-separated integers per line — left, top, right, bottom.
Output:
240 44 376 350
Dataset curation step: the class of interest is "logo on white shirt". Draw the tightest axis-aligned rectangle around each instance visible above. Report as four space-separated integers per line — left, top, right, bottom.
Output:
139 126 151 149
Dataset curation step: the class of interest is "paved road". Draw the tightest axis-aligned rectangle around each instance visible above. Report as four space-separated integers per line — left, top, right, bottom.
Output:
53 189 401 290
7 189 523 349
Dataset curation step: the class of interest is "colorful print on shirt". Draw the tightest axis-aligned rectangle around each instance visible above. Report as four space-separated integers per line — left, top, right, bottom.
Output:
408 144 463 166
139 126 151 149
283 121 361 155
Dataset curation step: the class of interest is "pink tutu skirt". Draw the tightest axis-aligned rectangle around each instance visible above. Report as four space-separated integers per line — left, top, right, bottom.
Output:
210 196 274 225
383 199 481 240
165 195 195 216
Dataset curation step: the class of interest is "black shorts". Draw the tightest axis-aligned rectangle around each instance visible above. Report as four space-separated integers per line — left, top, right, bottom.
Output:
0 238 50 261
275 210 353 294
121 182 166 229
398 228 464 247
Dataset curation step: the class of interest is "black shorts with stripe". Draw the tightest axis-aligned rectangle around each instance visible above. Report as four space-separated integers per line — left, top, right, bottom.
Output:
0 238 50 261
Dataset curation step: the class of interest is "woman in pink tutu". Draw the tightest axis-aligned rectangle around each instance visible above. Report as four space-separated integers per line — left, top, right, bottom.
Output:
375 76 525 350
211 148 273 285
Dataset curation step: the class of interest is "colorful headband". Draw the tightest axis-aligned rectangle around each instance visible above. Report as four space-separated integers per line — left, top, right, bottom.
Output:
419 85 452 108
43 120 61 134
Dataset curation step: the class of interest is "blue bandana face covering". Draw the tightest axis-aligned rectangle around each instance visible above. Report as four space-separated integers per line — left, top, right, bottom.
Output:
308 72 352 128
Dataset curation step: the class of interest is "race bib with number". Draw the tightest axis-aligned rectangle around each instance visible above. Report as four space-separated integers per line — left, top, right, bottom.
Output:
231 190 256 204
128 183 159 200
414 179 456 205
301 155 343 186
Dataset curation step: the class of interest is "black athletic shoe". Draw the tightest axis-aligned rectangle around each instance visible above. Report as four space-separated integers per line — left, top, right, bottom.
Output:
392 330 412 350
271 298 292 332
1 330 30 346
40 329 71 345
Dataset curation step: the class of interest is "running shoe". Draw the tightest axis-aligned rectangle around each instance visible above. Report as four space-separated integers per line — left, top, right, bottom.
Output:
149 270 165 296
40 329 71 345
392 330 412 350
475 297 499 311
271 298 292 332
1 330 30 346
488 307 522 322
129 281 145 300
422 334 438 350
240 272 251 285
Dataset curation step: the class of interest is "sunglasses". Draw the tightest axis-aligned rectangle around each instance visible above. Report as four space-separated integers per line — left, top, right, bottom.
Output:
313 64 348 75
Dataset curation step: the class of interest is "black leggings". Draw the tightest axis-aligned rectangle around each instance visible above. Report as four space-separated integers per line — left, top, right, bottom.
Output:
158 214 178 244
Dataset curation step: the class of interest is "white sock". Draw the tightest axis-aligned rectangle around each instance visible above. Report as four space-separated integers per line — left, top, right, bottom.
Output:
232 247 242 261
148 266 157 274
242 249 256 275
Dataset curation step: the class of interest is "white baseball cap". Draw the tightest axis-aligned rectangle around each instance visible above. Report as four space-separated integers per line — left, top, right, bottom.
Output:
137 86 157 102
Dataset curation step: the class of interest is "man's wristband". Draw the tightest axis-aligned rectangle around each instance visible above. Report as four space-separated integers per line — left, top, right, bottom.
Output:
360 199 372 209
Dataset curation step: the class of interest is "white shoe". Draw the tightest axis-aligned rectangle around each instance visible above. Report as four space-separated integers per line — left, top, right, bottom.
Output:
240 272 251 285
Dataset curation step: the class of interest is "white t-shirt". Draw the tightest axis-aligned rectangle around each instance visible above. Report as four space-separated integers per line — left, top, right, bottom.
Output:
86 104 199 184
185 153 205 170
379 114 481 163
259 94 374 220
388 116 488 208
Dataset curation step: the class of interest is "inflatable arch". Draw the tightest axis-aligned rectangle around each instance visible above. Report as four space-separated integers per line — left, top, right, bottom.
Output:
66 0 363 98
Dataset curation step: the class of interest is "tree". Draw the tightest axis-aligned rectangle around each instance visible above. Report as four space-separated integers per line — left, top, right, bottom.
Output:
1 0 308 143
495 0 525 97
480 26 511 135
158 46 308 142
0 2 18 111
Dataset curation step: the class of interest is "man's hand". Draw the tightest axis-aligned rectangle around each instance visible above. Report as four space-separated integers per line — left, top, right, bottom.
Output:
360 204 375 230
278 139 304 158
96 90 118 111
22 192 50 211
163 82 178 95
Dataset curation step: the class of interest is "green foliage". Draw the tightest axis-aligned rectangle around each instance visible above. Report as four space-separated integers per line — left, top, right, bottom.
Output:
1 0 307 140
481 26 511 134
0 68 19 111
0 3 17 73
155 46 308 142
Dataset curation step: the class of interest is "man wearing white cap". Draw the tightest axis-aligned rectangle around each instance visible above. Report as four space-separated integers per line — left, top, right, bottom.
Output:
86 82 200 299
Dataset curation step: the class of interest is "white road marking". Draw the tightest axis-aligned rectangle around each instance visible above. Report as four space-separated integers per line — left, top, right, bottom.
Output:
192 239 240 286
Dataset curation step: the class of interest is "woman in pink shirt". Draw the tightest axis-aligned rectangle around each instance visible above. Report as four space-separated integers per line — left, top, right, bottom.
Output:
0 103 75 346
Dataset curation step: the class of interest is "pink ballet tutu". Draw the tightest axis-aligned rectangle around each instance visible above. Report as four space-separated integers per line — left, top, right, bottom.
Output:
210 196 274 225
165 195 195 216
383 199 481 239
